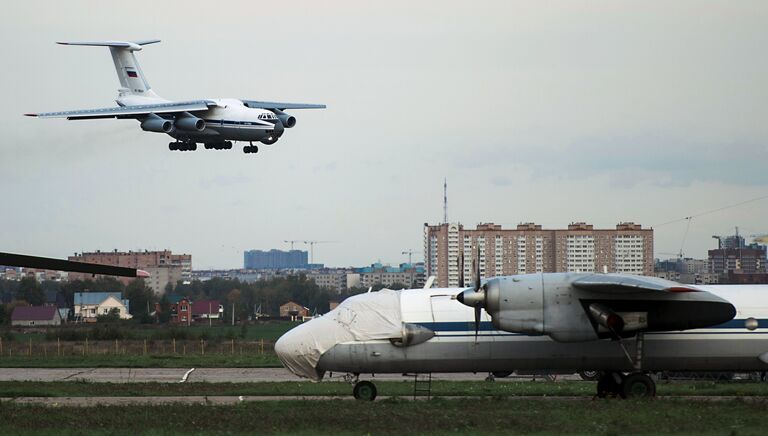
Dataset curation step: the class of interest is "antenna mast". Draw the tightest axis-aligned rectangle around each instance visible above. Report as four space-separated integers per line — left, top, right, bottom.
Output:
443 178 448 224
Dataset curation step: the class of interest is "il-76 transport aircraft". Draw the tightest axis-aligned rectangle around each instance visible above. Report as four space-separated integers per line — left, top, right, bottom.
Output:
275 267 768 400
25 40 325 155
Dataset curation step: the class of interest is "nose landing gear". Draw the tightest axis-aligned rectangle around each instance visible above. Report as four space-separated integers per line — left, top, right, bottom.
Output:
243 142 259 154
352 381 377 401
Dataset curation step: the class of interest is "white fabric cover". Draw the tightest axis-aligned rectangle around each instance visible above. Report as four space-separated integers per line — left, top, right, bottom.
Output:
275 289 402 381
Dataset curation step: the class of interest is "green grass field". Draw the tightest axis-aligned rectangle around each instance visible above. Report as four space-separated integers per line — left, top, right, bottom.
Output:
1 380 767 398
1 398 767 435
0 353 281 368
2 322 298 343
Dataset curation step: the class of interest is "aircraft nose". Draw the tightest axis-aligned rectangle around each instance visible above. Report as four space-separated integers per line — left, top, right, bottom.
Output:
274 320 325 381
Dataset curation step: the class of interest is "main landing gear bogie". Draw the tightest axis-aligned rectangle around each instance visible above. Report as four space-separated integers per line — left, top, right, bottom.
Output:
204 141 233 150
169 141 197 151
597 372 656 399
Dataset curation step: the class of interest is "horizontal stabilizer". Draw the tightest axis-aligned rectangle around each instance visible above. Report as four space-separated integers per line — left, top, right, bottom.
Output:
56 39 160 51
0 252 149 278
26 100 214 120
242 100 326 110
572 274 700 294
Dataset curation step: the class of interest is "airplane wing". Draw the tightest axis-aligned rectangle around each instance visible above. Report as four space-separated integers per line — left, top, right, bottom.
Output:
572 274 700 293
242 100 326 110
0 252 149 278
25 100 215 120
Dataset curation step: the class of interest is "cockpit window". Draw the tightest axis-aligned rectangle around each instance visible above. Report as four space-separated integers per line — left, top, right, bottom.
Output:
258 113 276 120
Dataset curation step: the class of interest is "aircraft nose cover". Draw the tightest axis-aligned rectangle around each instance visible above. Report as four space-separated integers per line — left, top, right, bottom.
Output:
275 289 403 381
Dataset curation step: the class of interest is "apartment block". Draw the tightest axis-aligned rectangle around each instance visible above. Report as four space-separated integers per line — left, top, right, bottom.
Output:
424 222 653 287
68 249 192 295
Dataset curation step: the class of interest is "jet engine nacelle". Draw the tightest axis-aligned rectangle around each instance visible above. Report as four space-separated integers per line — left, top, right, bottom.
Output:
140 113 173 133
175 114 205 132
273 110 296 128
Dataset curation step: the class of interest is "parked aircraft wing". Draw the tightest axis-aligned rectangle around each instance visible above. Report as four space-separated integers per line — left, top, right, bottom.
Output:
241 100 326 110
0 252 149 278
572 274 700 293
25 100 215 120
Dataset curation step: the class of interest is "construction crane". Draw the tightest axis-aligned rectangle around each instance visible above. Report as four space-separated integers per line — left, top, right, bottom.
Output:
302 240 337 264
401 249 422 264
284 240 303 250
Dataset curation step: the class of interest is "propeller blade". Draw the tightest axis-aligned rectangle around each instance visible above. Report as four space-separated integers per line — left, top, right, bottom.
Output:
474 305 481 343
474 246 481 291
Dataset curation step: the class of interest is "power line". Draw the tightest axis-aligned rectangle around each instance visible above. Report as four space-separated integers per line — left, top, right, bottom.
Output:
652 193 768 228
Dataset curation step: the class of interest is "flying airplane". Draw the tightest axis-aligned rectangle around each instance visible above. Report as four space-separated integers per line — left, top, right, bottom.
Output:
275 263 768 400
25 40 325 154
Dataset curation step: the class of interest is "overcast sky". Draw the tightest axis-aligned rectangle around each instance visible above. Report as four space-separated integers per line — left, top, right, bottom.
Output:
2 1 767 269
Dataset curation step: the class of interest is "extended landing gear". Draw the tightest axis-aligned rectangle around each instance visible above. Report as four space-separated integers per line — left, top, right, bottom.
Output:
353 380 377 401
243 143 259 154
169 141 197 151
597 372 656 399
204 141 233 150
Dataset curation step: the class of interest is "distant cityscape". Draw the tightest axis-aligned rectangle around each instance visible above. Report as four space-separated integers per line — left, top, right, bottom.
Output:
2 222 767 295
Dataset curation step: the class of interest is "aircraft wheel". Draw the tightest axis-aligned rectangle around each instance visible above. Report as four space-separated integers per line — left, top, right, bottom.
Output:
596 372 623 398
204 143 212 150
620 373 656 399
353 381 377 401
252 145 258 153
225 141 233 149
169 142 177 151
492 371 512 379
243 146 250 154
189 143 197 151
579 370 603 381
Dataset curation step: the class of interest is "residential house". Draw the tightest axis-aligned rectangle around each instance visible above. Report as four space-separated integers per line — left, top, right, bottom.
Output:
11 306 62 326
191 299 223 323
280 301 310 320
74 292 132 322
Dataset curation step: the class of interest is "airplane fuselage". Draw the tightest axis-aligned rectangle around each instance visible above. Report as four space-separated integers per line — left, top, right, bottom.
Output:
276 285 768 380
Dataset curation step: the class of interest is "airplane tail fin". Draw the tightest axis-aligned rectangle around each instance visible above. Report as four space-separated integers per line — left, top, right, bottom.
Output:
56 40 162 100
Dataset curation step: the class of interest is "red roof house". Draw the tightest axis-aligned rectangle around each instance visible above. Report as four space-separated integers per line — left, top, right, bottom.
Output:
11 306 62 326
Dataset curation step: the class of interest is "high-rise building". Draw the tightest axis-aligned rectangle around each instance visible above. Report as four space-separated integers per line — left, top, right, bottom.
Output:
68 249 192 295
424 222 653 287
243 249 309 269
708 246 767 276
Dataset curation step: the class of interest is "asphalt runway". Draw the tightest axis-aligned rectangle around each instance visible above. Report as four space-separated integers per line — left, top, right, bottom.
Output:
0 368 578 383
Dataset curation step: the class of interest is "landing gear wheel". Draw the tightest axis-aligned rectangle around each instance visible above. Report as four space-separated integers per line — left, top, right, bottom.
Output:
579 370 603 381
492 371 512 379
169 142 177 151
353 380 377 401
189 143 197 151
225 141 233 149
620 373 656 399
596 372 624 398
243 145 259 154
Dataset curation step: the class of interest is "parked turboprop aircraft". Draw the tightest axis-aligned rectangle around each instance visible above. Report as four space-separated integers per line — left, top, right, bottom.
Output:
275 266 768 400
25 40 325 154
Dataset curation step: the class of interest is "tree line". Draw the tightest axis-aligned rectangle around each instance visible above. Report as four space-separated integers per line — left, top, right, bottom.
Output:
0 274 402 325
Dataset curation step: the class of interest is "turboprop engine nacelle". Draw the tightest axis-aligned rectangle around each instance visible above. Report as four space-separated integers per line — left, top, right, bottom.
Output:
140 113 173 133
174 113 205 131
477 275 646 342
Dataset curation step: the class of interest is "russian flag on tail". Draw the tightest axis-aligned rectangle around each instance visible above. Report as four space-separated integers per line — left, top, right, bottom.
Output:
126 70 138 78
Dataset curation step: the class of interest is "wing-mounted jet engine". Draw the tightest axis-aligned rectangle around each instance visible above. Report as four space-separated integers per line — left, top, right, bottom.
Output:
456 258 736 343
